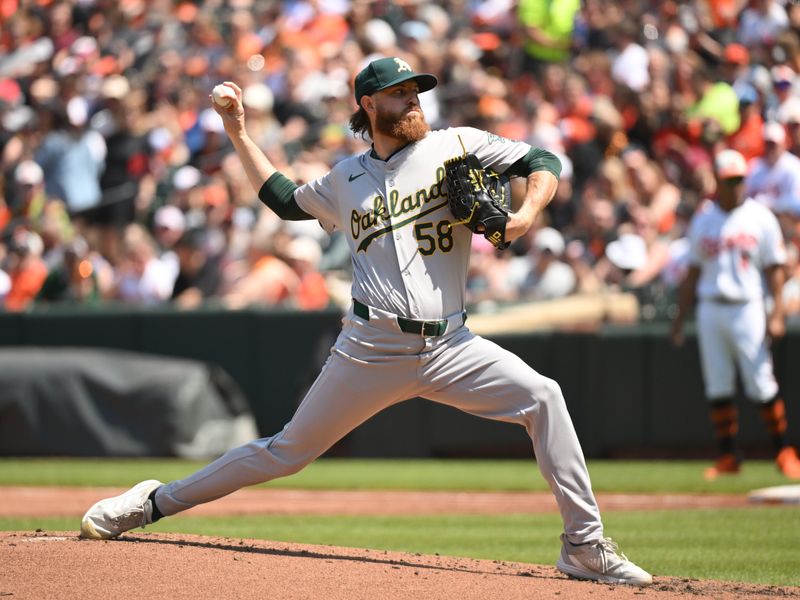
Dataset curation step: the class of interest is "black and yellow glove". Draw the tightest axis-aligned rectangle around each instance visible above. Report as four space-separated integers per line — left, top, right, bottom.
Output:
444 153 511 249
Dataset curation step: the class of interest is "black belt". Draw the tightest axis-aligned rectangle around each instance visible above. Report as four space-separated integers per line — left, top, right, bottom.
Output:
706 296 749 305
353 299 464 337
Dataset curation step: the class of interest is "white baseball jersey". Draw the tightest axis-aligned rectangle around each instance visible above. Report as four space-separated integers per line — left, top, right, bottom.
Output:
687 198 787 302
744 151 800 211
293 127 530 320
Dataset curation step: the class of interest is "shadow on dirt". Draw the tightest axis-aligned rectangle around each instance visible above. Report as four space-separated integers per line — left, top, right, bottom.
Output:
117 534 555 581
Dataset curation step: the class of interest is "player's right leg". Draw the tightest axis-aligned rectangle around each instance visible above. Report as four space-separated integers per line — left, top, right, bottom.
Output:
702 398 741 480
81 317 419 539
696 301 740 479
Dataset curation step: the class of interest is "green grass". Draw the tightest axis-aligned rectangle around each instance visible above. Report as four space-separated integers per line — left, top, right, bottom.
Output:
1 458 798 586
0 457 792 494
3 508 798 586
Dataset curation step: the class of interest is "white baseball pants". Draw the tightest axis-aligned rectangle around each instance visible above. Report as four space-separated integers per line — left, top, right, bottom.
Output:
696 299 778 402
156 309 604 543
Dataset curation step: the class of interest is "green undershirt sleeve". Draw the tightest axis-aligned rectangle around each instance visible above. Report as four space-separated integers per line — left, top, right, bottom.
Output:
505 147 562 179
257 172 315 221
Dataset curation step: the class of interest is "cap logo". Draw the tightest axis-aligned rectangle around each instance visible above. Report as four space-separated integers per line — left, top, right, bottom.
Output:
394 58 412 73
354 57 437 104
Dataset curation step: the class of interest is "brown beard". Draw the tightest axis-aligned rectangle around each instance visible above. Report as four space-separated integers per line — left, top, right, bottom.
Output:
375 106 429 143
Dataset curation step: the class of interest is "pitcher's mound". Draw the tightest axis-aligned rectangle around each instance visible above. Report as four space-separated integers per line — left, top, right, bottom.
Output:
1 531 796 599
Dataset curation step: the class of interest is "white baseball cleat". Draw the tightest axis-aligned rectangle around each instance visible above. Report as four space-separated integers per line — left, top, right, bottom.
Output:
80 480 163 540
556 534 653 586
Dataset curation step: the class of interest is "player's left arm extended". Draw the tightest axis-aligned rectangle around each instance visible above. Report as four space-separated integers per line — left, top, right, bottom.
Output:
765 263 787 338
503 149 561 242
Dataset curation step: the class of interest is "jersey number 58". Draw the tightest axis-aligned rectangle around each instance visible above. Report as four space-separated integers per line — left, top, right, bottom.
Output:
415 221 454 255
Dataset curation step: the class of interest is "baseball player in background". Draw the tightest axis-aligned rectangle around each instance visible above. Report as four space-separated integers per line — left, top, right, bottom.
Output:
80 57 652 586
671 149 800 481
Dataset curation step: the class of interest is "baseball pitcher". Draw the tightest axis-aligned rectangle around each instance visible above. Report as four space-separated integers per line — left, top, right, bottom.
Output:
80 57 652 586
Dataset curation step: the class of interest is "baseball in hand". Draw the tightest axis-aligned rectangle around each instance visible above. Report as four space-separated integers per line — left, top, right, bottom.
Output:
212 84 236 108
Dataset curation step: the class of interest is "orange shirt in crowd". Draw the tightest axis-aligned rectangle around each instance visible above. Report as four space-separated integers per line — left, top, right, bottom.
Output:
0 0 17 20
0 203 9 231
295 272 329 310
223 255 298 309
727 112 765 162
707 0 739 29
5 258 47 311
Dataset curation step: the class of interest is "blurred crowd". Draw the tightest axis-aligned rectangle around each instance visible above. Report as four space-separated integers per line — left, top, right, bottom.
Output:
2 0 800 323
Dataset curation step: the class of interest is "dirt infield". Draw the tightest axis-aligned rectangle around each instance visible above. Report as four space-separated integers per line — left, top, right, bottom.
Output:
0 487 797 599
2 531 798 600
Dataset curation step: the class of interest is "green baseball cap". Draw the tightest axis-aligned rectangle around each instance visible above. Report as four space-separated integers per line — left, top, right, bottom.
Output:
354 57 438 106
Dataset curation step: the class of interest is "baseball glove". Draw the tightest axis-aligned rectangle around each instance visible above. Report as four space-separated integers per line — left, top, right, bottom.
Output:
444 153 511 249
